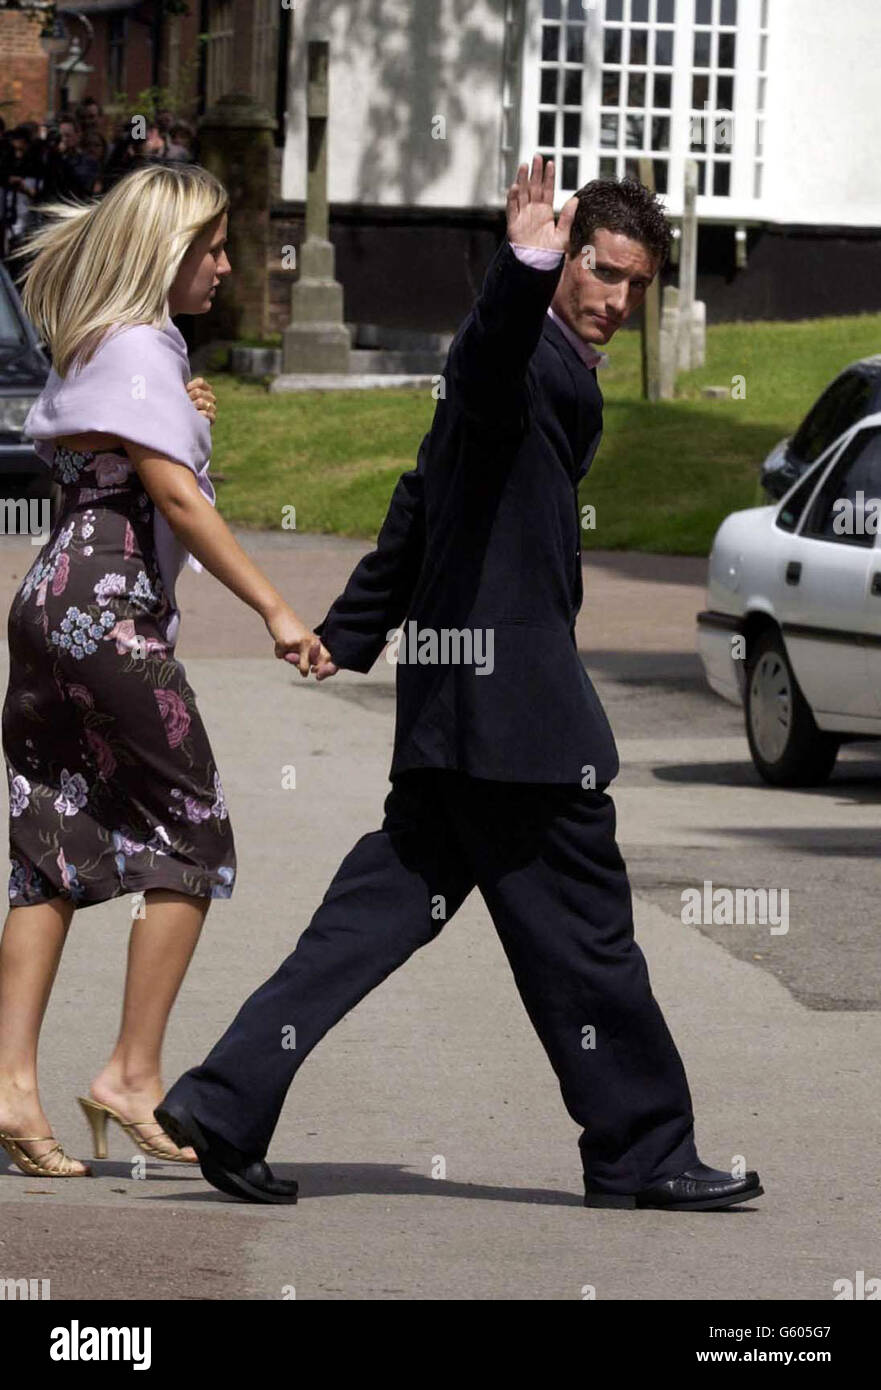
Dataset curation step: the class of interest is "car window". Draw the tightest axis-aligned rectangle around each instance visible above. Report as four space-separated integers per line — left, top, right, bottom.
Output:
790 372 877 464
0 279 28 345
802 426 881 547
776 459 826 532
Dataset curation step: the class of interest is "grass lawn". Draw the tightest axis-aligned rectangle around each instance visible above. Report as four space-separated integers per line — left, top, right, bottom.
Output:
209 313 881 556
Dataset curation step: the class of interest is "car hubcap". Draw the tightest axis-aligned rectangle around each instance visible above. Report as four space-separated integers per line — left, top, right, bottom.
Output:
750 651 792 763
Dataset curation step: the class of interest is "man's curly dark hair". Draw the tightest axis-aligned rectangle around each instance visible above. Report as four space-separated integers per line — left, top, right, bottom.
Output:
566 176 672 268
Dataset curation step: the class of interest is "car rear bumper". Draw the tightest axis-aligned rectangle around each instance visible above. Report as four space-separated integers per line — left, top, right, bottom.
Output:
697 609 746 706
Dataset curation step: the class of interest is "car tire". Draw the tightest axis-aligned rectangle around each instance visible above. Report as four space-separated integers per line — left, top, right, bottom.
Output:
744 628 840 786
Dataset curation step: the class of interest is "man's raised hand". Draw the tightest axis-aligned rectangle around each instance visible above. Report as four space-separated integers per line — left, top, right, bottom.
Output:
506 154 577 256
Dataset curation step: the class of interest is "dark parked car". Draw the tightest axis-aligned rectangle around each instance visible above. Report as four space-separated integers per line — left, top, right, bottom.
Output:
760 356 881 499
0 259 55 511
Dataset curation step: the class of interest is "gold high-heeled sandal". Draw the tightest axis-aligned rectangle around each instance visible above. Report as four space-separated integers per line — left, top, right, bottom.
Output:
77 1095 198 1163
0 1130 93 1177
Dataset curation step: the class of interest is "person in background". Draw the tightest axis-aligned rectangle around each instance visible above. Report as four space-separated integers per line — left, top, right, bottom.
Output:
82 131 109 194
165 122 195 165
39 119 100 201
0 126 40 258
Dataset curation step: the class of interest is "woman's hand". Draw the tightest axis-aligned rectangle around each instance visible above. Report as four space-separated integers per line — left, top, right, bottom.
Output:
264 602 330 677
186 376 216 425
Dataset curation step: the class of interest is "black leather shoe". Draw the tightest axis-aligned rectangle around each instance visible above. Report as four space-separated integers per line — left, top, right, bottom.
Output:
154 1100 298 1205
584 1161 763 1211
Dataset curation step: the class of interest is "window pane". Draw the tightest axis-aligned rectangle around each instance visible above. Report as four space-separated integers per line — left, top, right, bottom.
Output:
695 0 713 21
805 428 881 544
696 160 706 194
600 113 619 147
625 115 644 148
651 115 670 150
541 68 558 103
539 111 556 145
692 74 709 108
776 465 823 533
717 75 734 108
602 69 620 104
690 115 706 151
606 0 623 19
653 158 668 194
603 29 622 63
543 0 562 18
653 73 672 108
564 69 582 103
562 153 579 188
563 111 581 146
713 161 731 196
657 0 676 19
693 30 711 66
630 29 648 64
599 156 617 179
566 25 584 63
720 0 737 22
632 0 649 20
793 376 877 464
541 26 559 62
654 30 673 65
624 157 640 180
628 71 646 106
566 0 585 17
718 32 736 68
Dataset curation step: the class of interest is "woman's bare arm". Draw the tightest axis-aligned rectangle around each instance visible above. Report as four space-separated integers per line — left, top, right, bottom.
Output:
123 441 327 674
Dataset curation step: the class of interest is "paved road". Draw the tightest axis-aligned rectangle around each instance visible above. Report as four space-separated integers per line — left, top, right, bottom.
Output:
0 532 878 1300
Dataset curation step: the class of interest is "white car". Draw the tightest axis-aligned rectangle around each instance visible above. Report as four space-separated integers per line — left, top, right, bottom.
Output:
697 411 881 785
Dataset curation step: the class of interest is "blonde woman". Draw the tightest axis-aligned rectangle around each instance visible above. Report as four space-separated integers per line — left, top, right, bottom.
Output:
0 164 328 1178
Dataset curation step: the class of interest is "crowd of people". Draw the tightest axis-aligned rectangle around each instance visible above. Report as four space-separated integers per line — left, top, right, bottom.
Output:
0 97 196 260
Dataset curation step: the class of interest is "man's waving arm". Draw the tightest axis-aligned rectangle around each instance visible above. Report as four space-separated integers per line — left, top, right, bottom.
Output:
447 154 577 430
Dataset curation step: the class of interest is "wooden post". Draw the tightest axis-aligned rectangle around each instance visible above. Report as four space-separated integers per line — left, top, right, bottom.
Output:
677 159 699 371
638 156 661 402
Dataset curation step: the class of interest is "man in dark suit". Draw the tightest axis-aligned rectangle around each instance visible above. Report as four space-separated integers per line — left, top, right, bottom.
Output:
158 157 763 1212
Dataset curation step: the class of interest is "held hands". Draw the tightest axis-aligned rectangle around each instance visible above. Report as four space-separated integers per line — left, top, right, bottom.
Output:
265 602 337 679
506 154 578 255
186 376 216 425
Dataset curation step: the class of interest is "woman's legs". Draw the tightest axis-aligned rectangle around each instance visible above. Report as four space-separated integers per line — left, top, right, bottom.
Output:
0 895 87 1171
89 889 210 1159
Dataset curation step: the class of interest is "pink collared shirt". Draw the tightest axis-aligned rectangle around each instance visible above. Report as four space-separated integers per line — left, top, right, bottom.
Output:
510 241 605 371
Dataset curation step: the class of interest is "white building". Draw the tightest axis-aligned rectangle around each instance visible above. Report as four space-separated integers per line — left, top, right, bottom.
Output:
275 0 881 326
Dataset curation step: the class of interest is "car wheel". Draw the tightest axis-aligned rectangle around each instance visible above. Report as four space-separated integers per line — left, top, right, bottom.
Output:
745 628 840 786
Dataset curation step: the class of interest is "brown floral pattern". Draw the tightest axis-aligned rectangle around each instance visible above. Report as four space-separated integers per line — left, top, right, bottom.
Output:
2 445 236 909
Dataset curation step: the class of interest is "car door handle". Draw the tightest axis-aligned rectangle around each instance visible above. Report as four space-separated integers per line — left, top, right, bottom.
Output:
785 561 801 585
872 572 881 596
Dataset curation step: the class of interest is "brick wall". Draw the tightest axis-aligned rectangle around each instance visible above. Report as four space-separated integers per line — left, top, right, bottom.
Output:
0 11 50 128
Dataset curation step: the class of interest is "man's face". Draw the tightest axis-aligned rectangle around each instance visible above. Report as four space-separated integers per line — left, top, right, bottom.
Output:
59 122 78 151
551 226 659 346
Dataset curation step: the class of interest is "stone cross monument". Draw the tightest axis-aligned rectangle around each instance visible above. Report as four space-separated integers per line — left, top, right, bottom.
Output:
282 40 350 374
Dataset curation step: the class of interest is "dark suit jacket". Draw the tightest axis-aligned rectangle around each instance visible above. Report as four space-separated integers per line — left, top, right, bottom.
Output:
313 237 619 785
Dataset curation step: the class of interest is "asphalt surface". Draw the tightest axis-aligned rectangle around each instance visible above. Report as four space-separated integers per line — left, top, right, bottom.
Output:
0 530 879 1301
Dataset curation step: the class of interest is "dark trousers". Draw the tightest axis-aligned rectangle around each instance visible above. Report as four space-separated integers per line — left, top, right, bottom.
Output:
168 769 699 1192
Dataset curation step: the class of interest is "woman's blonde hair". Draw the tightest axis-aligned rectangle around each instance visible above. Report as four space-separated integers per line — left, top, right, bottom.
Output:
11 162 229 377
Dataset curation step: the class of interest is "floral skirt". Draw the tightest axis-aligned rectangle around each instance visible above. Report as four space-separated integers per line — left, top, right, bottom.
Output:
1 451 236 910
